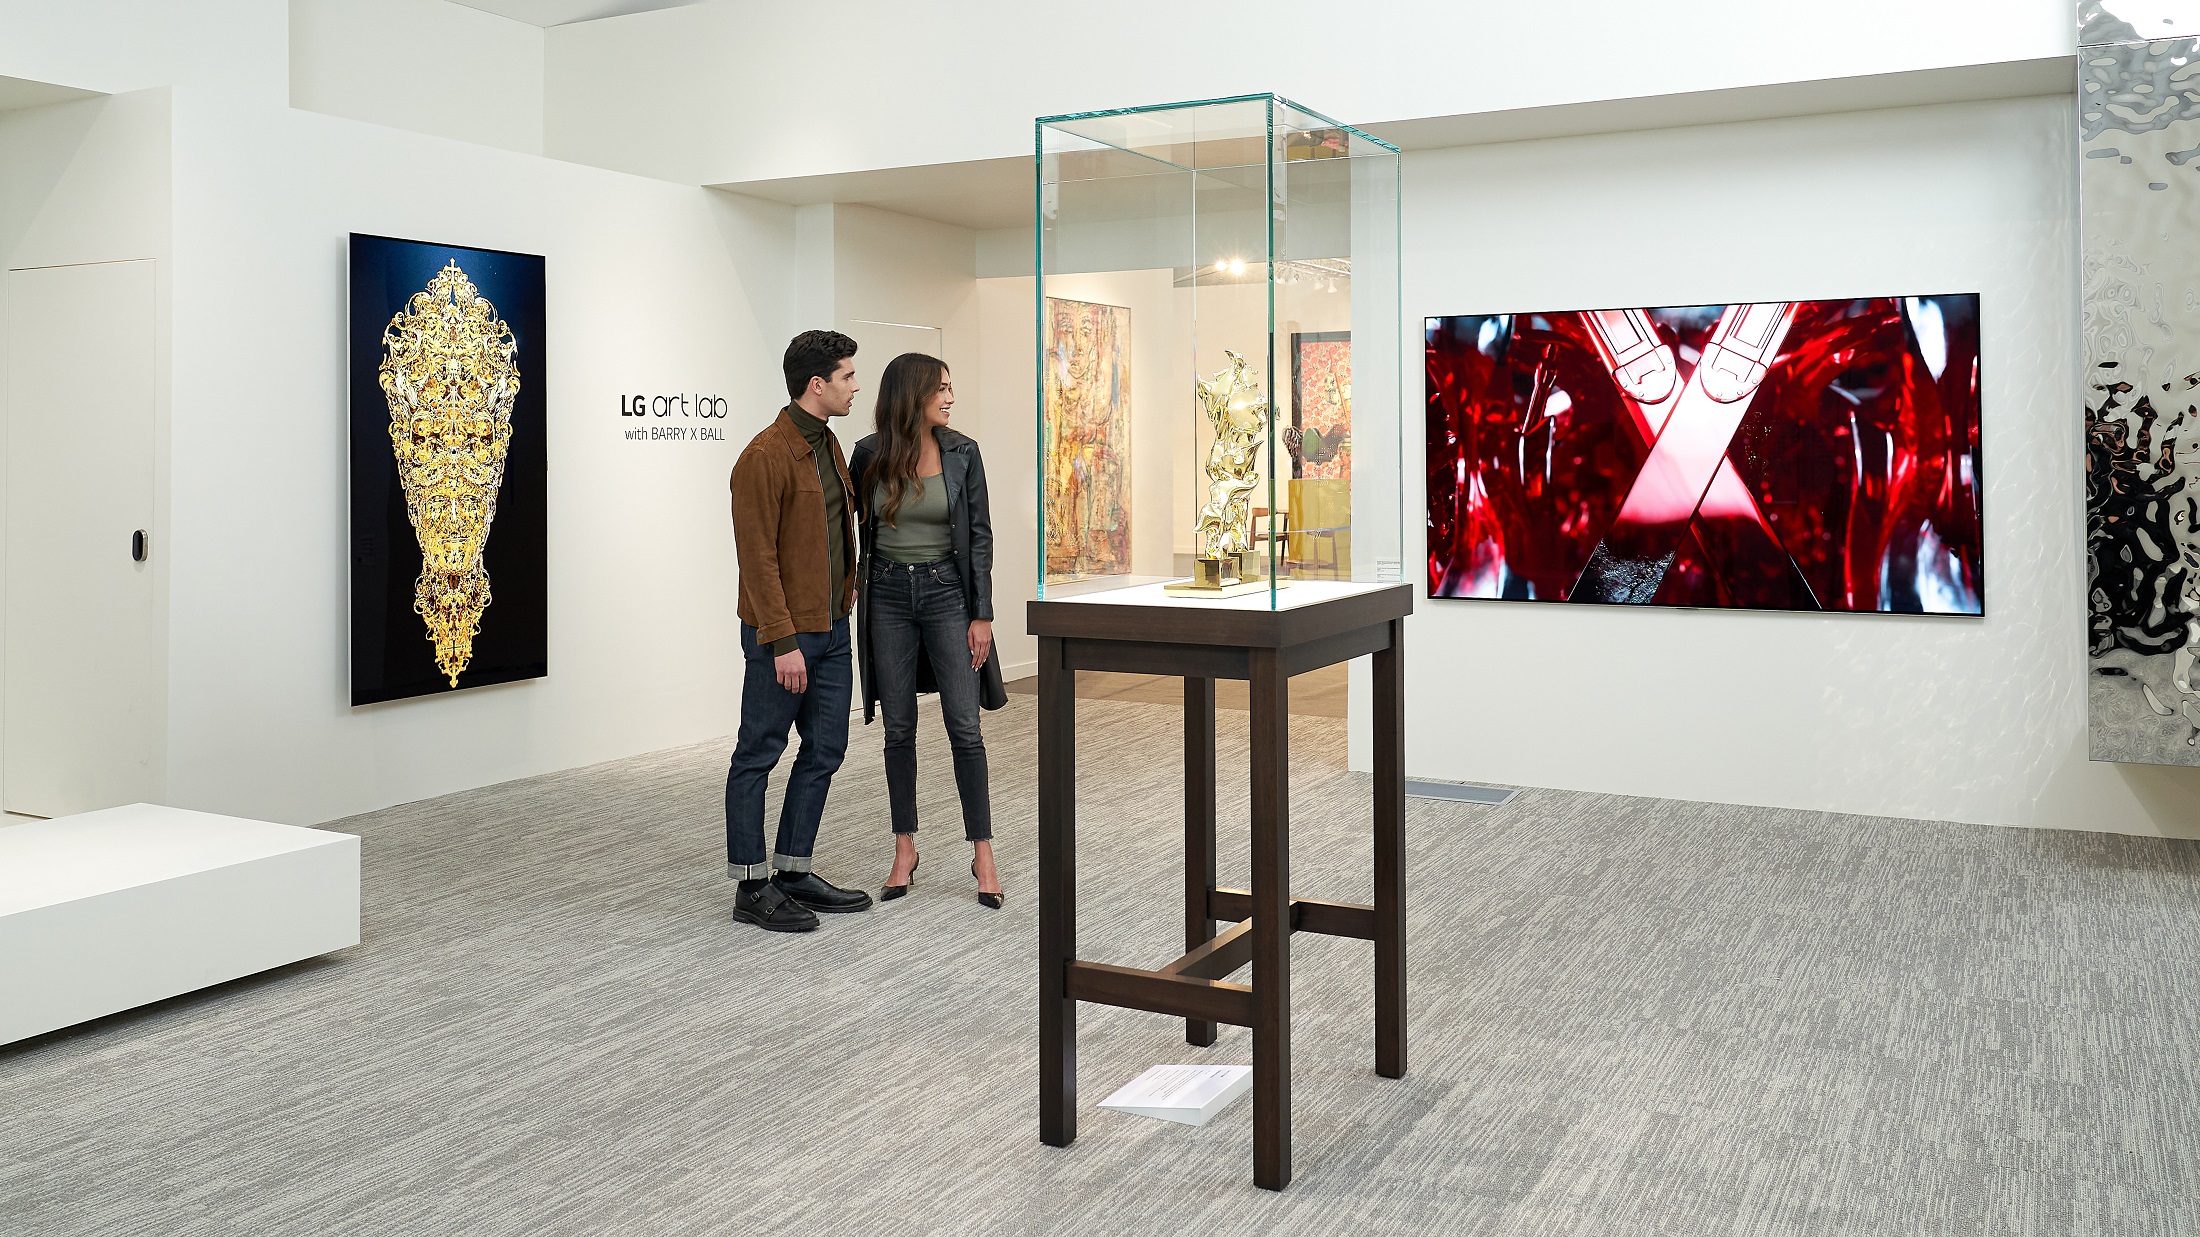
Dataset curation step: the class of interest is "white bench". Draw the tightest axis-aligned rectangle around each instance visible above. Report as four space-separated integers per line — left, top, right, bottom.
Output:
0 803 360 1045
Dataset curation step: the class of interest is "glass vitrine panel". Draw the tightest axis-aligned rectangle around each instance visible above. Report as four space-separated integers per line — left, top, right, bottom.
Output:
1036 94 1401 609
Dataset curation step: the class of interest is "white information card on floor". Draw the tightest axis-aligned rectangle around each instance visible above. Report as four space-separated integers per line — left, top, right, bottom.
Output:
1098 1064 1252 1127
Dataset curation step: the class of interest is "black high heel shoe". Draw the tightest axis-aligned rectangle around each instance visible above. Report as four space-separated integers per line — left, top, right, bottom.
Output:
972 859 1003 910
881 854 919 901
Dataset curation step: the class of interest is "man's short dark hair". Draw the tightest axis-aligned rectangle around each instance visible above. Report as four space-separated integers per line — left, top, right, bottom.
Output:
783 330 858 401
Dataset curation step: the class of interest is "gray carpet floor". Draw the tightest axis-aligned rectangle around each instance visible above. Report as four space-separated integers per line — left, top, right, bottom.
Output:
5 695 2200 1235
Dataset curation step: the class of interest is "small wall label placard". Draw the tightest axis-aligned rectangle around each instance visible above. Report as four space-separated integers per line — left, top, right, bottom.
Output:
620 392 729 442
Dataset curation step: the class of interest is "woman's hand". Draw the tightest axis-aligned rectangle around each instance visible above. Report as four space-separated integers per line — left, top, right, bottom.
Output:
967 618 993 670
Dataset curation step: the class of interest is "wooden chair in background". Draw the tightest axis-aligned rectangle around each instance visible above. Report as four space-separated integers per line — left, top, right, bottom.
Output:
1250 506 1291 577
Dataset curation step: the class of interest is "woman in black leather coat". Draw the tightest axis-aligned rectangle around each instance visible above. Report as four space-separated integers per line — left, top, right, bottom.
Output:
848 353 1006 908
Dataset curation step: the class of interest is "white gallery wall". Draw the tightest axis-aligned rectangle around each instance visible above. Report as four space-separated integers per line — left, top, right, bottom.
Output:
818 202 983 422
1380 92 2200 838
161 87 795 825
287 0 547 156
0 90 170 274
3 0 550 159
543 0 2072 185
0 0 286 107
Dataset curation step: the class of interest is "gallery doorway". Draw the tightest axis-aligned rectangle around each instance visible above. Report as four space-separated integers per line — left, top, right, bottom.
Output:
2 258 161 818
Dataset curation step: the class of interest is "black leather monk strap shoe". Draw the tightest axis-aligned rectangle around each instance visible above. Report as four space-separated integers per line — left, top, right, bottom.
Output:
772 870 874 913
733 881 819 932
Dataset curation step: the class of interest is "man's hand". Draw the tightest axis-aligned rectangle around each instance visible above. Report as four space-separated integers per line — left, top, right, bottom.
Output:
775 647 808 694
968 619 993 671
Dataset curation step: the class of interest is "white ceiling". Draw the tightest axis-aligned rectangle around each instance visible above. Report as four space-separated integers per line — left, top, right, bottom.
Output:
448 0 706 27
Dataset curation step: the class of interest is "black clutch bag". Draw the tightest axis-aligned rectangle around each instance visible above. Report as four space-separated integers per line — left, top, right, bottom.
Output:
979 645 1007 711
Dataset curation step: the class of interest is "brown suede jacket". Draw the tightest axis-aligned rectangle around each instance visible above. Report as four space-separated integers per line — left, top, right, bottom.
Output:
730 408 856 646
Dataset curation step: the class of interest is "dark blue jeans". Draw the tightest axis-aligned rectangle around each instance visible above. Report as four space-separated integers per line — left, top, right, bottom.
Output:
869 558 991 841
725 617 851 879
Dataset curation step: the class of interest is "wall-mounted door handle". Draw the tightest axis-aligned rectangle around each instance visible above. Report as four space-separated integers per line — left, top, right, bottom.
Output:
131 530 148 562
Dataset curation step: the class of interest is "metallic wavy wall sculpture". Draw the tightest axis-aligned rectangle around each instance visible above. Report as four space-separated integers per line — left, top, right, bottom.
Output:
2082 3 2200 761
377 261 519 687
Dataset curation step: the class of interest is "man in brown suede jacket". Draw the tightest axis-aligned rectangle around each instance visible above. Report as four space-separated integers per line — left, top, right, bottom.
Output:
723 330 873 932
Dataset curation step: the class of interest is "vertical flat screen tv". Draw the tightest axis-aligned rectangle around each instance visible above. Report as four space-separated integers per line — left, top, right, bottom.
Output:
349 233 548 705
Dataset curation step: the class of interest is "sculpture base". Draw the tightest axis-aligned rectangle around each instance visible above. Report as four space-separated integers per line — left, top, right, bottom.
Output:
1163 578 1279 598
1163 556 1293 599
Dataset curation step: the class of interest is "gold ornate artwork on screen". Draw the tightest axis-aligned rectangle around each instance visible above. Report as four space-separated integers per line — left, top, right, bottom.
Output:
377 260 518 686
1167 350 1282 596
1043 298 1132 583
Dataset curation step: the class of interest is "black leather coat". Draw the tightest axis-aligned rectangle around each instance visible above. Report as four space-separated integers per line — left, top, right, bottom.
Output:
847 428 1005 723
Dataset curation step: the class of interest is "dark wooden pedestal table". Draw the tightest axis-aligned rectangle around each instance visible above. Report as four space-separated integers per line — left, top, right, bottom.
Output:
1030 584 1412 1191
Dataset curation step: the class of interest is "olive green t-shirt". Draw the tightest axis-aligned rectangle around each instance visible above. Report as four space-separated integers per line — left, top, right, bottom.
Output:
873 475 953 564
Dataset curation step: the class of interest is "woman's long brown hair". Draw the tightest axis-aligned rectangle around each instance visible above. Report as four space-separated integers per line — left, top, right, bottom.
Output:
871 352 948 528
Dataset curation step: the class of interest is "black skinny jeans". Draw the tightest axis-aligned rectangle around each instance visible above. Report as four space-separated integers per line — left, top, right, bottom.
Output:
869 557 991 840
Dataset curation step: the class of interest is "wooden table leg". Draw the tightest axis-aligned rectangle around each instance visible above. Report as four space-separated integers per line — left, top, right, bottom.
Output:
1184 675 1218 1048
1038 635 1078 1147
1249 647 1292 1190
1373 617 1407 1079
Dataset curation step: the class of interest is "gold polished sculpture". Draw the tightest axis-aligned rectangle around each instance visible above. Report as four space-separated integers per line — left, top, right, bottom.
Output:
1166 350 1286 597
377 260 519 686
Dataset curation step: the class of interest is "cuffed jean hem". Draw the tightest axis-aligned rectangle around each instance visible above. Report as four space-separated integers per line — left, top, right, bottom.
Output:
727 860 771 881
725 618 851 886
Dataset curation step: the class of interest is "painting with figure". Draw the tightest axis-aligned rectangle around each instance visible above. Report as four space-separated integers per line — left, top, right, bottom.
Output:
2081 2 2200 762
349 233 547 706
1425 296 1982 615
1290 332 1352 480
1043 298 1132 583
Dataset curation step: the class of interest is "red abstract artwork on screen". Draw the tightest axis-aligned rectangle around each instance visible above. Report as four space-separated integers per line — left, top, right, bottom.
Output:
1425 297 1982 614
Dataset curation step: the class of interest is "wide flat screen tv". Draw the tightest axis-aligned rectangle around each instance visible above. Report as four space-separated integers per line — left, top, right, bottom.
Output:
1425 295 1982 615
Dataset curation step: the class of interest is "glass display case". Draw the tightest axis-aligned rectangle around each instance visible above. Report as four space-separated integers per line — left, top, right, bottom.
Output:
1036 94 1402 608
